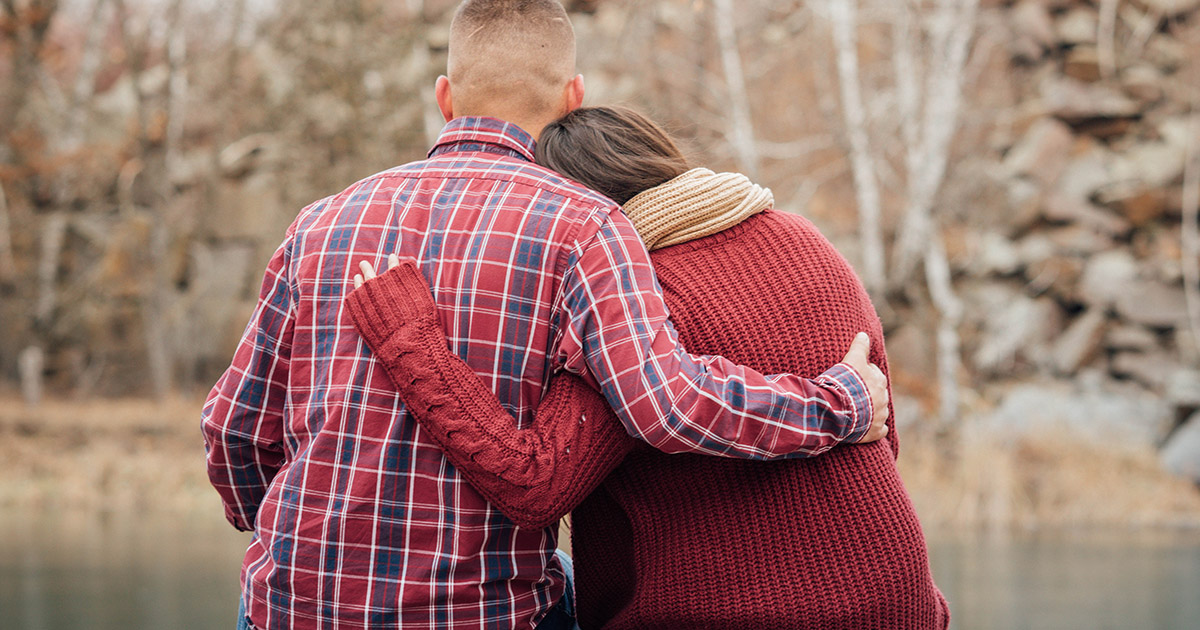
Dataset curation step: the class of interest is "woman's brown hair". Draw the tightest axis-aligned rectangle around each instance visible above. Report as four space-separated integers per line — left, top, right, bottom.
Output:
536 106 689 205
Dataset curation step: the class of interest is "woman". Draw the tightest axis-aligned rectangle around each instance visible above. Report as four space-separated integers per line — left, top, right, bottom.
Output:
346 107 948 629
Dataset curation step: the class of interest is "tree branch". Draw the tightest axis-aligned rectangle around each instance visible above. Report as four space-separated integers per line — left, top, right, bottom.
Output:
828 0 886 296
712 0 760 179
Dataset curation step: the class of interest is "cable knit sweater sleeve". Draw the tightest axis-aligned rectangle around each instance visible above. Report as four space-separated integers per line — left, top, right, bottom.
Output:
343 262 634 530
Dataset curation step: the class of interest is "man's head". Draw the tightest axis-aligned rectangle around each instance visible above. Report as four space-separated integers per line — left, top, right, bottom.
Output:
436 0 584 139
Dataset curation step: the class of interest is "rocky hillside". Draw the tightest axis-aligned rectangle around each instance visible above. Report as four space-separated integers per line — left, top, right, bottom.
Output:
927 0 1200 482
0 0 1197 487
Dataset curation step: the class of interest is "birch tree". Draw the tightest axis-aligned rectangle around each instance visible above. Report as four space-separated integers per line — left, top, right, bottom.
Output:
827 0 886 297
711 0 761 180
891 0 978 427
825 0 979 426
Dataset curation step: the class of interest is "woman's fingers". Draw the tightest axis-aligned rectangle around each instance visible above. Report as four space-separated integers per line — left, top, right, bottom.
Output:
354 257 404 289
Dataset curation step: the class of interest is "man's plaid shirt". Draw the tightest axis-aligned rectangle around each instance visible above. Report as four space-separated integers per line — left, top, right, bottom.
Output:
202 117 873 629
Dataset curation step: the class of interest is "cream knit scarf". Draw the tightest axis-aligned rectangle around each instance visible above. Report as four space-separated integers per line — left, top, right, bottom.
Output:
621 167 774 251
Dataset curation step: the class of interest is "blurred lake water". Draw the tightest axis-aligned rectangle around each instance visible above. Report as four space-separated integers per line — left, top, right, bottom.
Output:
2 511 1198 629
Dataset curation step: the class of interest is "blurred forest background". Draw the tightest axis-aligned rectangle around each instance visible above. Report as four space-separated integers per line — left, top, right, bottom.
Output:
2 0 1200 530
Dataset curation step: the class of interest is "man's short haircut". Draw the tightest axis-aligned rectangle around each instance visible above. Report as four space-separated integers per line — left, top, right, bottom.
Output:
448 0 576 118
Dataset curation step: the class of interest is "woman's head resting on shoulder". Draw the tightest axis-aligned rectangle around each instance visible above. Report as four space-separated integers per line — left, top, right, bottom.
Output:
536 106 689 205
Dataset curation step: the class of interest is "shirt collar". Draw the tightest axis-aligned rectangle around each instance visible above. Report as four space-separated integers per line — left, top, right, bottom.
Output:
428 116 537 163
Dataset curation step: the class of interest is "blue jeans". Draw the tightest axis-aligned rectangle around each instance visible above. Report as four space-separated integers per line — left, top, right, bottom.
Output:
535 549 580 630
236 549 578 629
236 594 250 630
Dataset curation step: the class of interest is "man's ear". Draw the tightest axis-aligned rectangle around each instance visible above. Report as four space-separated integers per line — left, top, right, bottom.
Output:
435 75 454 122
564 74 585 113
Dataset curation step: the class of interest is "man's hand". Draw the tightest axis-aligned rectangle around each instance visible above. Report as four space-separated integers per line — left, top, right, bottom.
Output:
839 332 889 444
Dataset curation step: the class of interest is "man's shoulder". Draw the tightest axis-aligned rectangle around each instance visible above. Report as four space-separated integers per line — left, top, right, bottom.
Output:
383 153 618 209
286 154 622 248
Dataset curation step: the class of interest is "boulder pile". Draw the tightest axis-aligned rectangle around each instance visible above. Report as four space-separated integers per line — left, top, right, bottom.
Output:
934 0 1200 481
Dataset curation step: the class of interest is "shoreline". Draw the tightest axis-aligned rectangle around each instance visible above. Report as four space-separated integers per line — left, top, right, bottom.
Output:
3 396 1199 531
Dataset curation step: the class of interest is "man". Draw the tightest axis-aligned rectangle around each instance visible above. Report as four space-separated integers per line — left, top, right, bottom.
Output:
203 2 888 628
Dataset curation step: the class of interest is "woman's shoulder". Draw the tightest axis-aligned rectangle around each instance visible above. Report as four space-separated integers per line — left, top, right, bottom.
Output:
659 208 847 264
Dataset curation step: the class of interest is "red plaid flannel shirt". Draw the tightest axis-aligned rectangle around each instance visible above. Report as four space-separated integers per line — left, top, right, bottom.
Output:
202 117 872 629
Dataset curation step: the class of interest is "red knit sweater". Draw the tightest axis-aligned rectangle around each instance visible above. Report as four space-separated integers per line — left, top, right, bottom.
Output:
346 210 949 629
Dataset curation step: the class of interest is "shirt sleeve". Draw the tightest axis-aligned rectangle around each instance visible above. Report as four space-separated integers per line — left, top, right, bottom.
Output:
343 262 634 530
201 234 295 532
555 210 873 460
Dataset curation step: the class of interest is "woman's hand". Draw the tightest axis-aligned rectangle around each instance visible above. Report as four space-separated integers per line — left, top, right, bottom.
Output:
353 253 401 289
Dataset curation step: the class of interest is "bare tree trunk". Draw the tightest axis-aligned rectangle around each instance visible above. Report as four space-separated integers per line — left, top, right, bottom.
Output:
711 0 760 180
0 182 13 286
889 0 979 291
115 0 184 398
22 212 68 406
35 213 67 325
165 0 188 176
925 233 964 427
882 0 978 428
64 0 111 150
827 0 886 296
141 0 187 399
1182 112 1200 356
19 346 44 406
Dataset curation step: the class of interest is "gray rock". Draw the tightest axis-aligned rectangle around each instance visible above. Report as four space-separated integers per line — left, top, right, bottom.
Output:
1167 370 1200 407
1079 250 1139 308
1094 181 1169 227
1114 282 1188 328
1003 118 1075 186
1111 351 1177 389
1024 255 1085 301
1131 0 1200 18
1043 148 1135 235
962 283 1024 326
1145 35 1187 72
1056 147 1117 200
970 232 1022 277
1042 77 1141 123
187 242 258 364
208 172 287 240
1016 233 1056 268
1010 1 1057 62
1161 411 1200 483
1122 64 1164 104
983 381 1173 448
1173 328 1200 365
1105 324 1159 352
1004 178 1044 234
1045 225 1115 256
1158 116 1197 153
1051 309 1108 374
1042 194 1132 236
1113 142 1187 188
1055 7 1098 46
973 295 1064 374
219 133 279 179
1013 1 1056 48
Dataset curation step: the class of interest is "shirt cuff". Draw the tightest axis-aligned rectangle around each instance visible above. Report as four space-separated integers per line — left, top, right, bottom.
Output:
816 362 873 443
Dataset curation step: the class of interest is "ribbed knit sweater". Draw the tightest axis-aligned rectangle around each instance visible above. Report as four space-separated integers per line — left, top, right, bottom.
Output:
346 209 949 629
